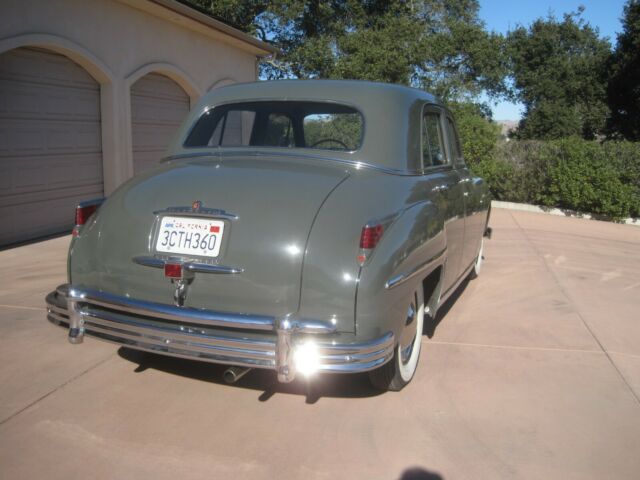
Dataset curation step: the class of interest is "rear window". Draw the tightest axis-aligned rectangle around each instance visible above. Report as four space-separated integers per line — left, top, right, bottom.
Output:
184 101 363 152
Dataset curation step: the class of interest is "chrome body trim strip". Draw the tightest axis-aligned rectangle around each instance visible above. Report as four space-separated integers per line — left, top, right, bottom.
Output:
162 151 425 176
132 255 244 274
153 206 238 221
185 263 243 275
132 256 165 268
385 248 447 290
46 285 394 382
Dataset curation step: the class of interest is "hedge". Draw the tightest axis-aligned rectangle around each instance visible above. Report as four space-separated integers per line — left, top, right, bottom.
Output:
459 124 640 220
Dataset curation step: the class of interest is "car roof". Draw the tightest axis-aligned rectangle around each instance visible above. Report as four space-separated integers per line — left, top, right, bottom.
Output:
211 79 438 105
170 80 444 174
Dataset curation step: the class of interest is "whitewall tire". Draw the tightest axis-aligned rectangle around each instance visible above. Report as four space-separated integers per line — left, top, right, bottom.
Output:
369 286 424 391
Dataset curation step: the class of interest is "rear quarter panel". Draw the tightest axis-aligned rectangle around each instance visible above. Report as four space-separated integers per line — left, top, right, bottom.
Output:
298 169 447 337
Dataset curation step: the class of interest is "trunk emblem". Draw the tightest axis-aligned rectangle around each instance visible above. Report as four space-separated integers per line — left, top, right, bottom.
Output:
191 200 203 211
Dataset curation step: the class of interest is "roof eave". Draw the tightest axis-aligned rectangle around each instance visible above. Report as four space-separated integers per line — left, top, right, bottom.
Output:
122 0 278 57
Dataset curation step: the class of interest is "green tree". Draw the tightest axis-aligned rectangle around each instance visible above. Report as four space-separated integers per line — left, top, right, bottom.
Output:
187 0 509 102
607 0 640 140
507 10 611 140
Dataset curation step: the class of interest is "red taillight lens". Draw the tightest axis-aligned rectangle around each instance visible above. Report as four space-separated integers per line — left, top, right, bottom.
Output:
359 225 384 249
357 224 385 266
164 263 183 279
75 203 98 226
73 198 104 236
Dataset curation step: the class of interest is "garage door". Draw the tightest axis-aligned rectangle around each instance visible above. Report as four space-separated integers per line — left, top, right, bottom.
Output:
131 73 190 175
0 47 103 247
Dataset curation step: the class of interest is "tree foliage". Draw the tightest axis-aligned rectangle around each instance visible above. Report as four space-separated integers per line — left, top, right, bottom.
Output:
187 0 509 102
184 0 640 220
507 10 611 140
607 0 640 140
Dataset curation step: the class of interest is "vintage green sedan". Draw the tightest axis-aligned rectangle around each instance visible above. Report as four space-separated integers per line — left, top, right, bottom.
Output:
46 80 491 391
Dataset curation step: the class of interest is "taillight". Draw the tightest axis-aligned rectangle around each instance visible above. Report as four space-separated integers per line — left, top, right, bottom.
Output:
75 204 99 226
359 225 384 249
73 198 105 237
357 224 385 266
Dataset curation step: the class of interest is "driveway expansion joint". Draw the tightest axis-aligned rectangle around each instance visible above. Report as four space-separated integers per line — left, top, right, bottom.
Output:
0 353 115 428
425 340 603 354
0 304 46 311
509 210 640 406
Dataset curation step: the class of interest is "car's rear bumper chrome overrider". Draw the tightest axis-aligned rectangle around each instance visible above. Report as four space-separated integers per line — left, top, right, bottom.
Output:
46 284 394 383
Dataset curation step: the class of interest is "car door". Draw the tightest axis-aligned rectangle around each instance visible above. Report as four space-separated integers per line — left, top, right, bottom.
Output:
422 106 466 294
444 114 485 271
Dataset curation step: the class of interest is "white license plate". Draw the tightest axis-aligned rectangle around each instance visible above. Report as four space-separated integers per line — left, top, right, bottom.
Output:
155 216 225 258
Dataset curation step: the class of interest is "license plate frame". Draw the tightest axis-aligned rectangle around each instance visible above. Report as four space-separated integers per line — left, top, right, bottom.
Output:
154 215 226 258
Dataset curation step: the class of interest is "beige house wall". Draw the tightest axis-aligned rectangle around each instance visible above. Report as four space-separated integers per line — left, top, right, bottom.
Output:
0 0 266 194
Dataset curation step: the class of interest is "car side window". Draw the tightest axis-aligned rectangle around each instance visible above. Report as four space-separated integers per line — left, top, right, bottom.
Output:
207 109 256 146
422 110 448 168
446 117 465 165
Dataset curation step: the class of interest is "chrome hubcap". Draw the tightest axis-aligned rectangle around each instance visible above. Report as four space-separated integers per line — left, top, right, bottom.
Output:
400 296 418 364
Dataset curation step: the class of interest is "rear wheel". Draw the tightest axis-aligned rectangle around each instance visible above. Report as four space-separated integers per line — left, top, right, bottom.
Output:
369 286 424 391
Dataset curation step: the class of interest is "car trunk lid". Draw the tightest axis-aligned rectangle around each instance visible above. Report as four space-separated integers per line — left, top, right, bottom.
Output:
71 154 349 319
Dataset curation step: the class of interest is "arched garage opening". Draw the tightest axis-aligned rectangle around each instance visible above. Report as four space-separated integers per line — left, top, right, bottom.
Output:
130 73 191 175
0 47 103 247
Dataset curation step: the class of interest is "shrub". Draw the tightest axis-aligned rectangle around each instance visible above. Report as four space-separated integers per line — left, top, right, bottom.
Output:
539 138 635 219
493 138 640 220
450 103 640 220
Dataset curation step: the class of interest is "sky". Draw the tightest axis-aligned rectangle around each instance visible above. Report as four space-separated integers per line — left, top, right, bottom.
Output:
478 0 628 120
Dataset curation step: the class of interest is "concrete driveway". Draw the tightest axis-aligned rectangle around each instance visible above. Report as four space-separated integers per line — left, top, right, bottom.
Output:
1 208 639 479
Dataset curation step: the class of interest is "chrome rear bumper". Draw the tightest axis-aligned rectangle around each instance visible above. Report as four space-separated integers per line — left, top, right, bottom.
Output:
46 284 394 383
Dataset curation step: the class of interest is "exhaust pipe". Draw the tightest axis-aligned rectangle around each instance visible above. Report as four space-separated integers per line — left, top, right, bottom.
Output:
223 366 251 384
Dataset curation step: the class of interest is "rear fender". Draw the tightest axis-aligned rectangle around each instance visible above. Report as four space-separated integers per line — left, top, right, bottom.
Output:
355 200 446 340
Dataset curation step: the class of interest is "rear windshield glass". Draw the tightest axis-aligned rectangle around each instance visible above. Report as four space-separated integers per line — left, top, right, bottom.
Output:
184 101 363 152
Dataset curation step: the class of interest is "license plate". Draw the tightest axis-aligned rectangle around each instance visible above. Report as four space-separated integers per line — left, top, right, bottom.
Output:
155 216 225 258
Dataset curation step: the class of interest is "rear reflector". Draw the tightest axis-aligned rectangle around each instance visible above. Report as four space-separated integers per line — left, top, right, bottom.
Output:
359 225 384 249
164 263 183 279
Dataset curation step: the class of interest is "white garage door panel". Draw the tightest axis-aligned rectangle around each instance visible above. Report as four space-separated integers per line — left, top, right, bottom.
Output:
0 152 103 193
0 83 99 120
0 119 101 154
0 47 103 246
131 73 189 175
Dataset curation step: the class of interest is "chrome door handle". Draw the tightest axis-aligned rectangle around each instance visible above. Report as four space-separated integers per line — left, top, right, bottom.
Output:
459 177 471 184
432 184 449 193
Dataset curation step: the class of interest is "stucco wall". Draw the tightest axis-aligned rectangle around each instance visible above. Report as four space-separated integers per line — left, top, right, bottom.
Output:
0 0 259 193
